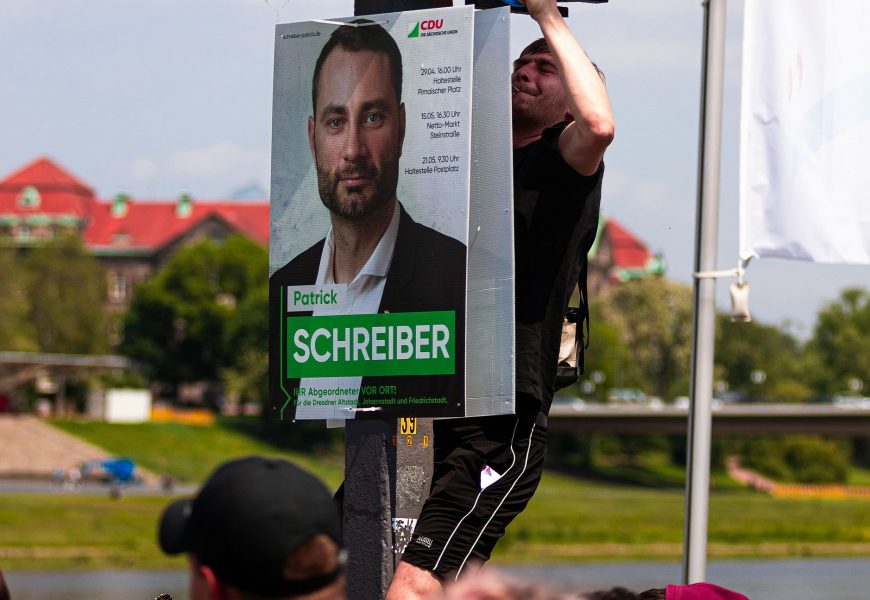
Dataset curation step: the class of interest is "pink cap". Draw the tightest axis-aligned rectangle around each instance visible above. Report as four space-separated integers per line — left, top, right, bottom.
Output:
666 583 750 600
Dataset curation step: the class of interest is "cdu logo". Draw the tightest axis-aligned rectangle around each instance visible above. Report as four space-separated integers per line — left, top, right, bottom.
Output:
408 19 444 38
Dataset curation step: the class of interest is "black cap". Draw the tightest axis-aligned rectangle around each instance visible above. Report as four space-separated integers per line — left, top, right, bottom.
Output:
158 456 342 597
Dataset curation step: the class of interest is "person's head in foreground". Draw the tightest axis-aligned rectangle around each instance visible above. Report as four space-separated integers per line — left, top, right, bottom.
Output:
630 583 750 600
440 570 749 600
583 582 750 600
0 566 10 600
159 456 345 600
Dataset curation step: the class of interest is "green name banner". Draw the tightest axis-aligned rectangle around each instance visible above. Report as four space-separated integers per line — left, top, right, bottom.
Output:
284 311 455 378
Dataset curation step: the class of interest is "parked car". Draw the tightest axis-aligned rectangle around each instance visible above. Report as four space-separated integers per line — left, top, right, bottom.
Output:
551 396 587 412
607 388 647 404
832 395 870 409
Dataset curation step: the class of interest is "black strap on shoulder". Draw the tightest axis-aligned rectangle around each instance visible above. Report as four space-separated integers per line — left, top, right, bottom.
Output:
576 255 589 375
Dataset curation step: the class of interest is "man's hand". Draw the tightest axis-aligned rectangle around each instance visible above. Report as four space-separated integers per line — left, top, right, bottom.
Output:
521 0 561 23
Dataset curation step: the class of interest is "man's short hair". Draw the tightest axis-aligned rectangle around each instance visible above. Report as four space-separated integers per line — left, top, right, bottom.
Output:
229 535 343 600
514 37 606 83
312 20 403 114
159 456 343 598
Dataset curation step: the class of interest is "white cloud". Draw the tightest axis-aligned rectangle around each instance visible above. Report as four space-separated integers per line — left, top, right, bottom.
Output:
127 142 269 198
604 167 676 212
632 180 673 211
595 36 698 75
0 0 36 20
168 141 263 179
130 158 158 182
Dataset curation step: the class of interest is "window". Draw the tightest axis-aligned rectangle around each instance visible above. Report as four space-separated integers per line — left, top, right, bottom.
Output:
110 272 128 301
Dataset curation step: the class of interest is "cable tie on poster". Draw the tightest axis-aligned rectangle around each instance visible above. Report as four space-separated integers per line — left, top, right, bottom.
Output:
346 406 383 412
312 19 390 27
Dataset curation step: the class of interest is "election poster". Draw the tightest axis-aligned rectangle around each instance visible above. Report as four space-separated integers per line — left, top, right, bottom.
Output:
270 6 480 420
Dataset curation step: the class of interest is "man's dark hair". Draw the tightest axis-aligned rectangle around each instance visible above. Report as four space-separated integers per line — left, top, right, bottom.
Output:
514 37 605 83
312 20 403 115
584 587 641 600
229 535 343 600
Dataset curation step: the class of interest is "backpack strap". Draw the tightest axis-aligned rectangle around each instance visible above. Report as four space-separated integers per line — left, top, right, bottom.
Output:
576 255 589 375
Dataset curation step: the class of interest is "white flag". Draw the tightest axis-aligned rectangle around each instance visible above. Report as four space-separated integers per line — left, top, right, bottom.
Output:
740 0 870 264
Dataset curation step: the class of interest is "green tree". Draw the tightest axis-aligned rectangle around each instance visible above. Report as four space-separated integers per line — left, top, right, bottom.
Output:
220 286 269 407
0 249 37 351
594 279 693 398
715 314 811 402
581 314 640 399
736 436 850 484
120 236 268 386
23 236 107 354
807 287 870 394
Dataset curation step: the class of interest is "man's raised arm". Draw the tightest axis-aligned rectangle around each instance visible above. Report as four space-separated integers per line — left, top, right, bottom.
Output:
524 0 614 175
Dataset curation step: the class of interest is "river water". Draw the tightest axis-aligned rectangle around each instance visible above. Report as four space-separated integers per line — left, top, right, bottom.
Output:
4 558 868 599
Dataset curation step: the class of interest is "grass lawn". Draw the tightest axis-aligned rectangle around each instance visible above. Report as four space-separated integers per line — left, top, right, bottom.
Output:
492 471 870 563
0 419 863 571
848 466 870 486
0 494 184 571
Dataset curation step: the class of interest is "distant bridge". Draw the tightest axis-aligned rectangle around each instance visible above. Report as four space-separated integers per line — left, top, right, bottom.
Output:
548 402 870 435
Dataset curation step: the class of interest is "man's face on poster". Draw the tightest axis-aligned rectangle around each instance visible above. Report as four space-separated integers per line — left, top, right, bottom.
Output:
309 48 406 221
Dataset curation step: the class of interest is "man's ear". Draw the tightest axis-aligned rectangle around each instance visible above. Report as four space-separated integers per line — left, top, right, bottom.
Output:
199 564 227 600
308 116 316 158
398 102 406 157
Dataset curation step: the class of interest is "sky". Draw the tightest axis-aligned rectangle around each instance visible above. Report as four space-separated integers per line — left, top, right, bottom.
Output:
2 0 867 339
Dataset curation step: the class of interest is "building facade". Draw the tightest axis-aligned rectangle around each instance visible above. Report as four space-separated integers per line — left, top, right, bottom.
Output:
0 157 270 315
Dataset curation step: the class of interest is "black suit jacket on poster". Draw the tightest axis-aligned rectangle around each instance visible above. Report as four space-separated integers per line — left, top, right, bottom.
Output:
269 204 466 420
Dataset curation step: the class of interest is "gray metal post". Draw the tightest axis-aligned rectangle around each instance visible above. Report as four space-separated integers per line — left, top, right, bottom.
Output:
684 0 727 584
344 418 434 600
344 420 396 599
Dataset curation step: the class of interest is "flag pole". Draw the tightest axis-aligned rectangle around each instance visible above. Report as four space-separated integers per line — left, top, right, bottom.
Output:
684 0 727 584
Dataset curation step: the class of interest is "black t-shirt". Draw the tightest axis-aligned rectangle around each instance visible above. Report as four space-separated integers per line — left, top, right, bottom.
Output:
513 124 603 414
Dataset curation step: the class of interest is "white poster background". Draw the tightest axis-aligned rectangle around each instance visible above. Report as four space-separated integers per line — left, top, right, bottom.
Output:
740 0 870 264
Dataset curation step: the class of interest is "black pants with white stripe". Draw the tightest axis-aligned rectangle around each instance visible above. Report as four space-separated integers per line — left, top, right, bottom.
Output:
402 394 548 581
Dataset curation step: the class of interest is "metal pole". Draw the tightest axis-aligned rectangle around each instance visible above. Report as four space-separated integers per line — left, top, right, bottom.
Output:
343 420 396 599
683 0 727 584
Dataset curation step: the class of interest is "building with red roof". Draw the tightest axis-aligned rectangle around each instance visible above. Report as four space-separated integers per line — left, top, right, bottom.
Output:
588 217 665 296
0 157 269 313
1 156 662 334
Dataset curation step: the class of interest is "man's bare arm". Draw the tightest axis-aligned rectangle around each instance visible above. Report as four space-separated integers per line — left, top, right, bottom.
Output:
524 0 614 175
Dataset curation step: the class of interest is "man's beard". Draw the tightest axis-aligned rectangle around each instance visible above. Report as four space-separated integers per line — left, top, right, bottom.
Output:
316 154 400 220
511 88 566 131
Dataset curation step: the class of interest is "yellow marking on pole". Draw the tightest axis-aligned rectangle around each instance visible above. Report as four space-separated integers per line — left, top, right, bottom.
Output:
400 417 417 435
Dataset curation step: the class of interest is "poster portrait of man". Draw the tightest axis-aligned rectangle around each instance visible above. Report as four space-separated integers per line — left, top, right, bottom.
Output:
269 9 474 420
